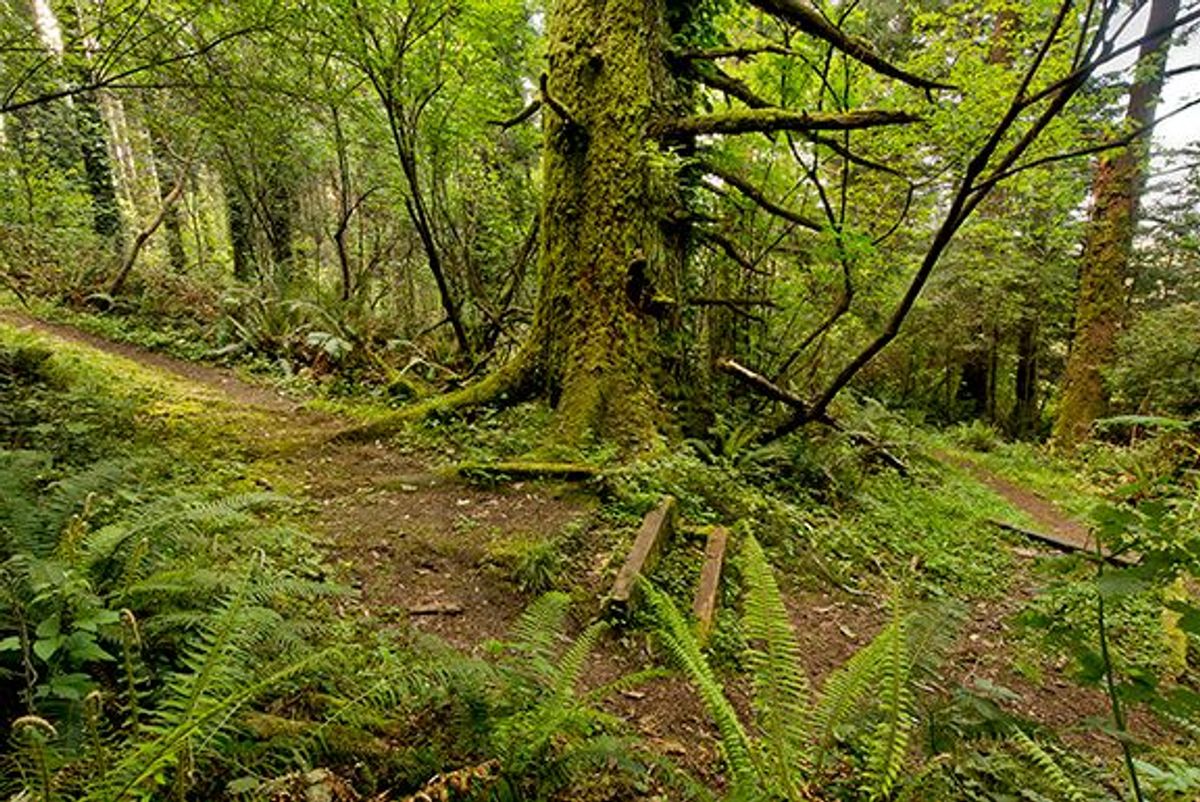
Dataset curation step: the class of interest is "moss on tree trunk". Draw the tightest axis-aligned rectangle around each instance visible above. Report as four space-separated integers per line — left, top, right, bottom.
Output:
1053 0 1179 447
1053 154 1137 446
349 0 687 454
525 0 679 450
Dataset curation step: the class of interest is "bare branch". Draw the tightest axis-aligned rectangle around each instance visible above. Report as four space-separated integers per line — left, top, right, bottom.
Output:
701 161 823 231
0 25 266 115
697 229 769 275
490 98 541 129
716 358 812 411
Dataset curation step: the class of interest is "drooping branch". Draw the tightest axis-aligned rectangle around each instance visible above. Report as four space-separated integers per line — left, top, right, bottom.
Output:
718 358 909 473
0 25 266 115
687 296 777 311
800 129 907 177
701 162 823 231
657 108 920 138
745 0 953 91
490 98 542 129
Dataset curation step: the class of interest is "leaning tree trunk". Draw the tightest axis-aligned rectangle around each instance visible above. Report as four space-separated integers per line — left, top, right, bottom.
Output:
1053 0 1180 446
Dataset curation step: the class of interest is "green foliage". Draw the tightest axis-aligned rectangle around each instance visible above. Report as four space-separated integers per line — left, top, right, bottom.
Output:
645 533 963 801
1107 304 1200 418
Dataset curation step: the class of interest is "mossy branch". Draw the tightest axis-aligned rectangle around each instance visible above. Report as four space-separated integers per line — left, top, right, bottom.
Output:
332 345 537 442
746 0 953 91
657 108 920 137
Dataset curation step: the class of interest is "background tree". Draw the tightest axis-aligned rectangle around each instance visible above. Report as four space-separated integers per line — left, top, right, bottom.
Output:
1053 0 1183 446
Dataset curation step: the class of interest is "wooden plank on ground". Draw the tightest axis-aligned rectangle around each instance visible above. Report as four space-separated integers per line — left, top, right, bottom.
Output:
692 526 728 642
987 519 1138 566
608 496 677 612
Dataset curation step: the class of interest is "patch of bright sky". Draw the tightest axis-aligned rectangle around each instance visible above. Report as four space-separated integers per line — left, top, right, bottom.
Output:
1156 22 1199 153
1104 2 1200 157
31 0 64 55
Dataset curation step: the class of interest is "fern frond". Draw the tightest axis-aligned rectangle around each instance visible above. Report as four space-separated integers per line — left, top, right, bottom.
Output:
740 533 812 790
640 578 762 796
806 624 889 769
863 607 915 800
552 621 607 701
81 648 328 802
1008 726 1087 802
504 591 570 685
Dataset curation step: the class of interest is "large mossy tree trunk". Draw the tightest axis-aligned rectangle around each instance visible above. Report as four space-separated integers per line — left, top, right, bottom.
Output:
526 0 680 448
402 0 684 452
1053 0 1180 447
353 0 940 453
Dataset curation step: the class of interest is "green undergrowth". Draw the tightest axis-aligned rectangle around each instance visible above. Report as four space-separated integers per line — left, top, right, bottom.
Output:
929 424 1101 518
604 434 1032 601
0 321 694 802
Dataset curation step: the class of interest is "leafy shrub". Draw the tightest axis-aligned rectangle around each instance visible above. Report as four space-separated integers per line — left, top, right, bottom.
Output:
1108 303 1200 417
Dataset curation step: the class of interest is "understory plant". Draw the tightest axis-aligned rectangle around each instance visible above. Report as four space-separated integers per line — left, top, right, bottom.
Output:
644 533 1112 801
643 533 962 800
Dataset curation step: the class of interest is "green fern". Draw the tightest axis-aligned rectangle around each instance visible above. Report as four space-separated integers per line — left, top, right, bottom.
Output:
1007 726 1088 802
863 607 915 800
740 533 811 795
641 578 762 796
645 533 961 801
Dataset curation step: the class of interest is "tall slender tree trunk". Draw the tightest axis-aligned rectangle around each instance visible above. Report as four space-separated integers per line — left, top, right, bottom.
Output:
152 138 187 271
1011 313 1039 438
225 183 255 282
77 93 122 241
1053 0 1180 446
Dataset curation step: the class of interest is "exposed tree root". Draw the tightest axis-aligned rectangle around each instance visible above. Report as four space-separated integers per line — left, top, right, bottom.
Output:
331 346 538 443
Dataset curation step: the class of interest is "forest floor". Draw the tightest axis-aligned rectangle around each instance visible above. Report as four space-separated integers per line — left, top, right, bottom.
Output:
0 307 1160 780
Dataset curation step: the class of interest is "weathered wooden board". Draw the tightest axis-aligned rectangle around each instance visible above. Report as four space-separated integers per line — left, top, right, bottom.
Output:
987 518 1138 566
692 526 729 642
608 496 677 612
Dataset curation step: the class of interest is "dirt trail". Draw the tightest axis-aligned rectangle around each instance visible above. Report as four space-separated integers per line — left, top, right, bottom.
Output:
2 309 1157 767
0 309 299 412
935 448 1098 552
0 309 584 648
1 308 726 775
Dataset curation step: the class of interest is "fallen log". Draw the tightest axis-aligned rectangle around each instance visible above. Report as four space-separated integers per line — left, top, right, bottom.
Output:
987 518 1137 566
456 461 600 481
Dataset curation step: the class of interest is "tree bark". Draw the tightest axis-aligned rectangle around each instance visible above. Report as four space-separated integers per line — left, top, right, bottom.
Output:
523 0 682 448
1011 314 1039 438
1053 0 1181 447
225 183 255 282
